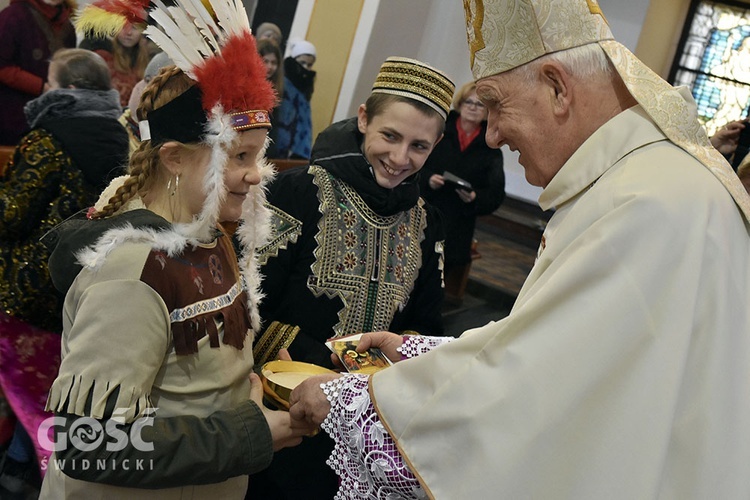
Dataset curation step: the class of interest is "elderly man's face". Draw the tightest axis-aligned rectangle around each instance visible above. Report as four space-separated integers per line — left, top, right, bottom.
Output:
476 70 563 188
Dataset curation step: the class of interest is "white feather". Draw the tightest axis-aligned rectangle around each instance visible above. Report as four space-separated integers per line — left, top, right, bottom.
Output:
148 3 205 67
208 0 246 37
144 0 252 68
228 0 250 32
180 0 220 51
168 5 214 58
144 26 198 77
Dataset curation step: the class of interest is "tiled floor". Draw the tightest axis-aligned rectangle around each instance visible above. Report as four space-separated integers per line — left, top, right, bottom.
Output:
470 221 538 299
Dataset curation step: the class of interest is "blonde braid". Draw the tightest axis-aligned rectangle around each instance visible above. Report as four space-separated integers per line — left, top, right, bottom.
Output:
90 145 159 219
90 66 194 220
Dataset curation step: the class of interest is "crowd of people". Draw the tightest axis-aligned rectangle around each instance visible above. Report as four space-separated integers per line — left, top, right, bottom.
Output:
0 0 749 498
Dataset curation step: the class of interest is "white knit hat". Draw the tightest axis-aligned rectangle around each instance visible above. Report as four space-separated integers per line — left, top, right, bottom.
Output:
289 39 316 59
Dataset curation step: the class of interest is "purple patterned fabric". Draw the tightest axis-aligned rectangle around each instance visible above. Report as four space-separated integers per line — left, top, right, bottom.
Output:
321 335 454 498
0 313 61 475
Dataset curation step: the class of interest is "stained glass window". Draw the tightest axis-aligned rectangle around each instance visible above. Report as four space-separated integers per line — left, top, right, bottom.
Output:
669 0 750 135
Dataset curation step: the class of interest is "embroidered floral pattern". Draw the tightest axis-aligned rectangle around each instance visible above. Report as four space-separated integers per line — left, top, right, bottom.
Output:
344 231 357 248
344 252 358 270
308 166 428 336
344 211 357 227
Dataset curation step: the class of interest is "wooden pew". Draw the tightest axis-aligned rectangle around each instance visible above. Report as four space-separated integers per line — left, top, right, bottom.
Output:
270 158 308 173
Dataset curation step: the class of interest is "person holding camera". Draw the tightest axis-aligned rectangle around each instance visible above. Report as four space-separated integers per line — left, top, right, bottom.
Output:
710 118 750 169
419 81 505 299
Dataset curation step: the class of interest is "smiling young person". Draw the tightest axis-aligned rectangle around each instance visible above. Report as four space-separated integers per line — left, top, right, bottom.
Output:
289 0 750 498
250 56 454 499
37 0 314 496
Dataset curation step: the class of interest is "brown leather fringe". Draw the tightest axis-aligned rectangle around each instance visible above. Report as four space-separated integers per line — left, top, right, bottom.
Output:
171 291 250 355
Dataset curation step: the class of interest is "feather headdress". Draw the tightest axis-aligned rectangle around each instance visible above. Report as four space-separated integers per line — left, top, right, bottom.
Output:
73 0 277 339
75 0 275 138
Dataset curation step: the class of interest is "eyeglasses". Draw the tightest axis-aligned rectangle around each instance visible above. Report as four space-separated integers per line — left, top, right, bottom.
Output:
462 99 485 109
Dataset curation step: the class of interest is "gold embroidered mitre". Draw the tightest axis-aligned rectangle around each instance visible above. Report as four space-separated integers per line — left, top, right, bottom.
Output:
462 0 750 220
463 0 611 79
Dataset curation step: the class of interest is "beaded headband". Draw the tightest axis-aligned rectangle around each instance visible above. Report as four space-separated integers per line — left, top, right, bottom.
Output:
371 56 455 120
76 0 274 144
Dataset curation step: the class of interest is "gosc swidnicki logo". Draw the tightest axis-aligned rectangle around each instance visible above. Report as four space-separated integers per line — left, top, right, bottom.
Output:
37 408 156 472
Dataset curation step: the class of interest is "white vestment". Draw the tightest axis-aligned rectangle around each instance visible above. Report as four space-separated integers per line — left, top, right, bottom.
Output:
371 106 750 499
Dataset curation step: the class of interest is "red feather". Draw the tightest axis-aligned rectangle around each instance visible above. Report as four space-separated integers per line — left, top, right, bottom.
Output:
89 0 150 25
193 32 277 114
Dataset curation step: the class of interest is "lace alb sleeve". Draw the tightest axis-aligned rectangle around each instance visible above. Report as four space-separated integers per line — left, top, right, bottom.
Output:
321 374 426 499
397 334 454 359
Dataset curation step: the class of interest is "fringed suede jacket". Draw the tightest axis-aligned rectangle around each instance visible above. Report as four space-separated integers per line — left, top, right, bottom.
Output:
40 151 276 496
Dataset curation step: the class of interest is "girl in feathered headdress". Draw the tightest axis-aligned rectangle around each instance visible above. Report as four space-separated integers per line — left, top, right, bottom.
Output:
38 0 316 495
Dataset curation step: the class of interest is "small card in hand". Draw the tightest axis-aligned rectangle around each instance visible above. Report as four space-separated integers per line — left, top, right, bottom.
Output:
326 334 392 374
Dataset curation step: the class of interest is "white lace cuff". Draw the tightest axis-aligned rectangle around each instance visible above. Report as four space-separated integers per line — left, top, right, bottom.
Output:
321 374 426 499
397 334 454 359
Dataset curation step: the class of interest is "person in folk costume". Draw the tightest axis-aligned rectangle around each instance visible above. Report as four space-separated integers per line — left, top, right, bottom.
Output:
288 0 750 498
250 56 453 499
0 0 76 145
38 0 315 496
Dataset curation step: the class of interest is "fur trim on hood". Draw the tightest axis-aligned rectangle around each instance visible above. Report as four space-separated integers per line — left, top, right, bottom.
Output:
74 109 275 335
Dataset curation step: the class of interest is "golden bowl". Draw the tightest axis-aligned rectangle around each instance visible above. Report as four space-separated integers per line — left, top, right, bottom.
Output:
260 360 335 410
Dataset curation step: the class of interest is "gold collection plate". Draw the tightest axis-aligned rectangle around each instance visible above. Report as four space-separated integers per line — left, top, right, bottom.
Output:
261 360 335 410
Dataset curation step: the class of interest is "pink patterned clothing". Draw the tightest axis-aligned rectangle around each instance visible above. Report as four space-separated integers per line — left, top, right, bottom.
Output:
321 335 453 499
0 313 61 474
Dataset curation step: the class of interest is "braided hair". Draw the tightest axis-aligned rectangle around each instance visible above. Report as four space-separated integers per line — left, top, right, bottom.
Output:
91 66 195 219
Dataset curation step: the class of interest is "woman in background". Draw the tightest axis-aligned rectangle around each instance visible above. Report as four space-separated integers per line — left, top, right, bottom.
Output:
258 38 284 97
88 22 150 107
420 81 505 300
257 38 283 158
256 21 283 48
274 40 316 159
